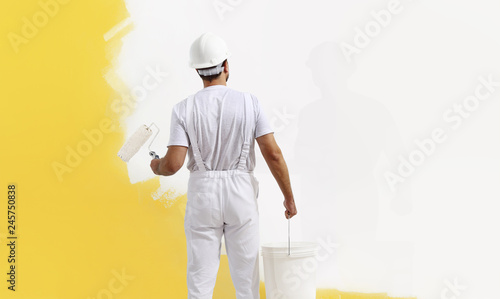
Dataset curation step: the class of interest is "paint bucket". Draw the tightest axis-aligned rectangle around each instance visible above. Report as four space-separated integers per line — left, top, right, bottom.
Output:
261 242 319 299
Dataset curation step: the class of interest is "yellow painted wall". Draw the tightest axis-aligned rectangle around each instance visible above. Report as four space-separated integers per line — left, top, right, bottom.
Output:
0 1 415 298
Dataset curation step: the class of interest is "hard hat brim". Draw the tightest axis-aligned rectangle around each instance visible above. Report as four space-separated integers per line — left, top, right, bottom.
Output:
189 51 231 69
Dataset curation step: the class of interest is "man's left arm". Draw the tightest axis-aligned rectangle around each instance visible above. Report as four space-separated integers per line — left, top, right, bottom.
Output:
150 145 188 176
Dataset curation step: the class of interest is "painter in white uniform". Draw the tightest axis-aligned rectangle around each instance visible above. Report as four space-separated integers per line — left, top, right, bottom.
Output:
150 32 297 299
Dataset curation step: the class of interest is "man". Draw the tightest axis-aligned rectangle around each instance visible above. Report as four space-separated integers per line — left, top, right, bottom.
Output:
150 32 297 299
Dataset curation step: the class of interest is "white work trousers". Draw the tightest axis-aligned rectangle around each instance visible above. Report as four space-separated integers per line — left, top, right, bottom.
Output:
184 94 260 299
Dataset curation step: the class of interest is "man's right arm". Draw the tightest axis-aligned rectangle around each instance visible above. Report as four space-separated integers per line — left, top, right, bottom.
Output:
256 133 297 219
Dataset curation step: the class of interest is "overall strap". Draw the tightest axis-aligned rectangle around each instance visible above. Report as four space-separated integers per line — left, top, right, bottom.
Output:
237 93 254 170
186 95 206 172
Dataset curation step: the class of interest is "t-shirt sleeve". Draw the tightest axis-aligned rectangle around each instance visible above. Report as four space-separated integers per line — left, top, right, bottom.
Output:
252 94 274 138
167 103 189 147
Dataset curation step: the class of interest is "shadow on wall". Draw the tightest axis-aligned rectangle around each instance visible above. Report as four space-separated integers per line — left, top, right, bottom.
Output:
294 41 414 293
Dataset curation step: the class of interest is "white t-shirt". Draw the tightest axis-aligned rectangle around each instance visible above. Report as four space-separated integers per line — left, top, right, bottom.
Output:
168 85 274 172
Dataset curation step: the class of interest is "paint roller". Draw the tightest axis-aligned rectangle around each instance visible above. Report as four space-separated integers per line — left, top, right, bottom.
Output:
117 123 160 162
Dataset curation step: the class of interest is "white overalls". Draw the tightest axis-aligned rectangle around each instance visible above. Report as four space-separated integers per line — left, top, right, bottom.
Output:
184 93 260 299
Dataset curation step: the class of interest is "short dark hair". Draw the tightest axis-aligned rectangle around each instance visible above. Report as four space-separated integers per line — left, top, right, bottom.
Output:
198 60 227 82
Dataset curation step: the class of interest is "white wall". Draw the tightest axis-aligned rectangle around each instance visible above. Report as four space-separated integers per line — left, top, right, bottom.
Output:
115 0 500 297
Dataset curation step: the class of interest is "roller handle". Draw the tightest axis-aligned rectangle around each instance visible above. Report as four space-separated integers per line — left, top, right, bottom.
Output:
149 151 160 160
288 217 291 256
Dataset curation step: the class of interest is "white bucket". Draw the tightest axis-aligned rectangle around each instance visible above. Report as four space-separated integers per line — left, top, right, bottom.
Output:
261 242 319 299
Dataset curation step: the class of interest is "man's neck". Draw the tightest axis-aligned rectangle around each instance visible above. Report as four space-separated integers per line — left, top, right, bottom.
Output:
203 78 227 88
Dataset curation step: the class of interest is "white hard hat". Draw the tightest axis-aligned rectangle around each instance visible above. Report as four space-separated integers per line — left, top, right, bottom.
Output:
189 32 231 69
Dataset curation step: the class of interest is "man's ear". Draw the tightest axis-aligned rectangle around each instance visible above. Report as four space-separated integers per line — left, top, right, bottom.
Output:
224 60 229 73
